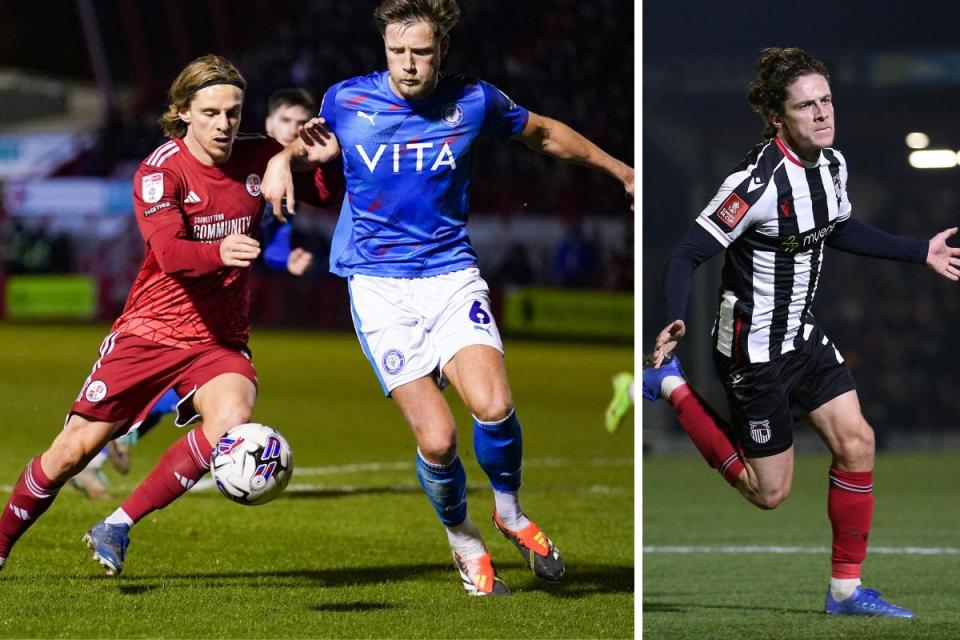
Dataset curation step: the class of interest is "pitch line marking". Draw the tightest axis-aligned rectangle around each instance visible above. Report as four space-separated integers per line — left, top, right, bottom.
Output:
295 456 633 476
644 545 960 555
0 457 633 494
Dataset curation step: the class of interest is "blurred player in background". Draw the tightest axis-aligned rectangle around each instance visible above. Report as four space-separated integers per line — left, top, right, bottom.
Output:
648 47 960 617
70 86 326 500
260 87 319 275
262 0 634 596
0 55 341 575
604 372 634 433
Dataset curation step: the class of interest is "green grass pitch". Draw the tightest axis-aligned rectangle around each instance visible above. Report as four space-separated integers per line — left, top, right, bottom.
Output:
644 452 960 639
0 323 633 638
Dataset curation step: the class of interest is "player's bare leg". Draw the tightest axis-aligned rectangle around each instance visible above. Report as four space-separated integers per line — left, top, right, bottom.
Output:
444 345 565 582
805 391 911 617
738 448 795 510
392 376 508 596
0 416 121 571
194 373 258 445
88 373 256 576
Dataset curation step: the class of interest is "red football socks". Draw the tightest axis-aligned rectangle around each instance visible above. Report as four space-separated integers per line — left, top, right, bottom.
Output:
0 457 61 559
667 384 745 486
121 428 213 524
828 467 873 579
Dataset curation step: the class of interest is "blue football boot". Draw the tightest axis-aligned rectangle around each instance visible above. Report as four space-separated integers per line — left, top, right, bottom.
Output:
824 586 914 618
641 354 686 401
82 520 130 576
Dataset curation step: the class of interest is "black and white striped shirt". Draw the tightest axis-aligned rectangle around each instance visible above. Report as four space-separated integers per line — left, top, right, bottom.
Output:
697 137 851 363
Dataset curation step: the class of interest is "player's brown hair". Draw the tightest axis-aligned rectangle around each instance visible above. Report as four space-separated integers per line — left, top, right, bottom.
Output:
159 54 247 139
747 48 830 139
373 0 461 40
267 87 316 116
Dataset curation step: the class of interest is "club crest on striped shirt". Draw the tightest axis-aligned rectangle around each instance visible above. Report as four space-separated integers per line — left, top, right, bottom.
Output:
749 419 771 444
717 193 749 229
833 174 844 201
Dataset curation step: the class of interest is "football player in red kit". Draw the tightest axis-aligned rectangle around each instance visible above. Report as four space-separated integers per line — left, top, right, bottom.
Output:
0 54 341 575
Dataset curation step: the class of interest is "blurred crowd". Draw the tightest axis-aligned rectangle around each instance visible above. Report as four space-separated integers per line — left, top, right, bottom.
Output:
29 0 633 294
814 178 960 436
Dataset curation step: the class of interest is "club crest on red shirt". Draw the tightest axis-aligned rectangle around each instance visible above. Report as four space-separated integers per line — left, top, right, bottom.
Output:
245 174 261 197
716 193 749 229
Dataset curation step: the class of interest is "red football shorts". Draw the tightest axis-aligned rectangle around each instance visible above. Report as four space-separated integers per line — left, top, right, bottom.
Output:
69 331 258 434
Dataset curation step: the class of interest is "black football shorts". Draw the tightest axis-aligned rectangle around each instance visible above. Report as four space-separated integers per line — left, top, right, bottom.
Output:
713 323 856 458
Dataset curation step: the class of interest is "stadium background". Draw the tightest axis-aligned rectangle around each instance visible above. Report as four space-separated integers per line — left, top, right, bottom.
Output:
644 3 960 638
0 1 634 638
0 0 633 335
644 2 960 451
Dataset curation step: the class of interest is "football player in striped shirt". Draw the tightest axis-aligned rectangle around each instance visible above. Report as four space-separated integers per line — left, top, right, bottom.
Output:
649 47 960 618
261 0 634 596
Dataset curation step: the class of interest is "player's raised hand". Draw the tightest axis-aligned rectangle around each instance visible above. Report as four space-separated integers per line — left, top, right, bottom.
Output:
926 226 960 282
262 151 296 222
286 247 314 276
220 234 261 268
623 167 635 211
652 319 686 367
298 117 340 164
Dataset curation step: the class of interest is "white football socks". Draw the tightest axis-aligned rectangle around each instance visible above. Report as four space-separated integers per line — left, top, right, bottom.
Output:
660 376 686 399
830 577 861 602
494 489 531 530
445 517 487 561
104 508 134 527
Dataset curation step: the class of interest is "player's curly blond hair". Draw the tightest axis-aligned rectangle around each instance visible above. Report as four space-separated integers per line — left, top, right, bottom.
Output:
747 48 830 140
373 0 461 40
158 54 247 139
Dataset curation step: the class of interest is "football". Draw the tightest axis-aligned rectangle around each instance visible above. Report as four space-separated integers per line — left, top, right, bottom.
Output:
210 423 293 506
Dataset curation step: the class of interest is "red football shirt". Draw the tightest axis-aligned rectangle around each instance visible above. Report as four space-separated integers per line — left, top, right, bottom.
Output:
113 134 305 349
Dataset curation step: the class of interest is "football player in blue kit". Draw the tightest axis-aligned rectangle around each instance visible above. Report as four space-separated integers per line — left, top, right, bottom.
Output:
262 0 634 596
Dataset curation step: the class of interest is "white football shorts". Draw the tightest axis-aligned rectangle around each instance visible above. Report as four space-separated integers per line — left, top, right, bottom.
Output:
347 267 504 395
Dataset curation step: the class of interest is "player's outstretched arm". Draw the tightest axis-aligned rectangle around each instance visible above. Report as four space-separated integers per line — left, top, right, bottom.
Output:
823 218 960 280
516 111 633 209
262 118 341 223
926 226 960 281
262 149 295 222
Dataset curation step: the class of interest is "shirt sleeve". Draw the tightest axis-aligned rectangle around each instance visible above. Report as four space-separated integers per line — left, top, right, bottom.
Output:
663 224 726 324
479 80 529 138
695 168 770 247
261 216 292 272
293 158 344 208
318 84 340 129
825 218 927 263
134 164 222 277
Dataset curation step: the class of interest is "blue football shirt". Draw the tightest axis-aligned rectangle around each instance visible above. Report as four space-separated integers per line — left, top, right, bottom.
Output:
319 71 529 277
